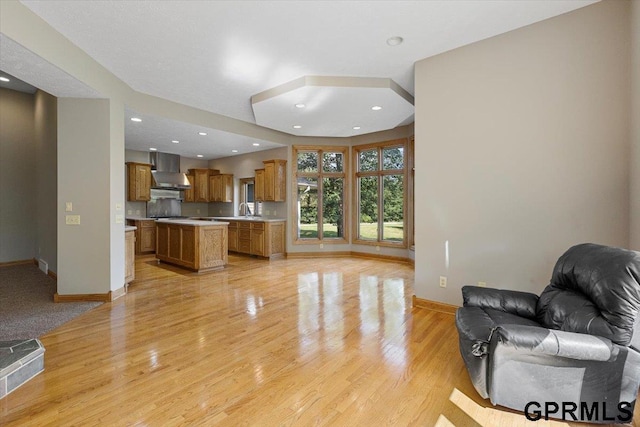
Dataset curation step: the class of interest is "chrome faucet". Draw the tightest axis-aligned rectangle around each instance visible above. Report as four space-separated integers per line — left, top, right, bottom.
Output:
238 202 251 217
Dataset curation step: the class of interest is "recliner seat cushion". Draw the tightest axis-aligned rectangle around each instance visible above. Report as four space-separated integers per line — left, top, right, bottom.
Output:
537 243 640 346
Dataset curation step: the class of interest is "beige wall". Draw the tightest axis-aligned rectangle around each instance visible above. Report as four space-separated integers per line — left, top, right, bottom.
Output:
631 0 640 251
58 98 114 294
0 88 36 262
414 0 632 305
34 89 57 272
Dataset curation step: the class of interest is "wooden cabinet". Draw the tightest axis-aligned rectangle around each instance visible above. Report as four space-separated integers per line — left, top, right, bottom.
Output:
189 169 211 202
209 174 233 202
263 159 287 202
156 221 228 272
184 173 195 202
125 229 135 285
226 219 285 259
127 219 156 254
255 169 265 202
237 222 251 254
227 221 238 252
126 162 152 201
250 222 265 256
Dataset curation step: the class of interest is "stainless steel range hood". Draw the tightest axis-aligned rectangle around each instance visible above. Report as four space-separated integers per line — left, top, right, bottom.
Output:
150 152 191 190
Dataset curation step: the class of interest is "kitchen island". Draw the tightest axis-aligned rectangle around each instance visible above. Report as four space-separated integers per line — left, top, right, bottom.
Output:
155 219 229 272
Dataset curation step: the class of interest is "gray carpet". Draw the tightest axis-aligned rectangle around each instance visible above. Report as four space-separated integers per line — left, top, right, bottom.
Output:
0 264 102 340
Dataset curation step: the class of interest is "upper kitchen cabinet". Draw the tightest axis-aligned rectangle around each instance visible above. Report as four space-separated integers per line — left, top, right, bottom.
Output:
184 172 195 202
126 162 152 201
263 159 287 202
255 169 265 202
209 173 234 203
188 169 217 203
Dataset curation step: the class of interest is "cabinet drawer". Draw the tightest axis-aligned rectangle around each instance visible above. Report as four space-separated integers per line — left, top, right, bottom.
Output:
251 222 264 230
238 239 251 253
227 221 238 229
238 229 251 240
239 222 251 229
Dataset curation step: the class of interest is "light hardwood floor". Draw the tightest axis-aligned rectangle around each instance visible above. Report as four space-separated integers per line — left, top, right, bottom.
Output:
1 255 638 426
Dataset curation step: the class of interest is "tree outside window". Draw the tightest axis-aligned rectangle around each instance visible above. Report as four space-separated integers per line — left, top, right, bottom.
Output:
294 146 348 243
354 140 407 246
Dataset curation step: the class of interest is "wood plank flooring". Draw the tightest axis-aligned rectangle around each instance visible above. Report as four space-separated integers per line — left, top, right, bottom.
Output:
1 254 638 426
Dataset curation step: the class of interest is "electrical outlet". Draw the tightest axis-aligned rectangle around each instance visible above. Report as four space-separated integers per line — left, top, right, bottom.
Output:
320 243 324 249
115 214 124 224
197 209 200 214
439 276 447 288
135 210 141 215
376 245 380 252
116 203 122 211
65 215 81 225
478 281 487 288
128 210 132 215
274 210 277 216
65 202 73 212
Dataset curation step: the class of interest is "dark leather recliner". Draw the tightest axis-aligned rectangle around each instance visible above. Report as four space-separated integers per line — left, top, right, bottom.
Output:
456 243 640 423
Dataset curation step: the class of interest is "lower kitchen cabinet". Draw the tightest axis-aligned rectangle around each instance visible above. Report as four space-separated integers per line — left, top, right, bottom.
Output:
226 219 285 259
127 219 157 254
156 221 228 272
125 229 135 285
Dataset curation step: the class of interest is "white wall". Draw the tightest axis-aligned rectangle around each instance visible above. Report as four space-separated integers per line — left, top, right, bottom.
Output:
631 0 640 251
414 0 631 305
0 88 36 263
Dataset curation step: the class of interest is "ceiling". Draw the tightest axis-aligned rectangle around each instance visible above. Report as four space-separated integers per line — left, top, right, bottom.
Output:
6 1 598 158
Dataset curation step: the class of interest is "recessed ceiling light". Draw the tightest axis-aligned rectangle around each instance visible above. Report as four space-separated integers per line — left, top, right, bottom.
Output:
295 103 306 108
131 117 142 122
232 150 238 153
149 147 157 151
0 77 10 82
197 154 204 158
172 140 179 144
198 132 207 136
252 143 260 146
386 36 404 46
353 126 361 130
371 106 382 111
293 125 302 129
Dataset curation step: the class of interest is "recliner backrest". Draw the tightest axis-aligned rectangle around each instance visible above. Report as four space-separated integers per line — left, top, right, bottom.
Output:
536 243 640 347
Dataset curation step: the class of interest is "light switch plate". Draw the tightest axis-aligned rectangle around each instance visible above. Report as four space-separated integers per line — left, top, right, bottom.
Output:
66 215 80 225
65 202 73 212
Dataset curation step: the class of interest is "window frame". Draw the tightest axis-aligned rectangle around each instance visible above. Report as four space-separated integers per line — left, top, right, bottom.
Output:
352 138 409 248
292 145 350 245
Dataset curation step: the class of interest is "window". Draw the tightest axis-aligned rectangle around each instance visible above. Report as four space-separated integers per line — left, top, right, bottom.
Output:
239 177 261 216
353 139 408 247
293 146 349 244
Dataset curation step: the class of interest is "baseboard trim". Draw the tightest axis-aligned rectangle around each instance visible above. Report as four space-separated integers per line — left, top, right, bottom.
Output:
412 296 459 314
286 251 352 259
286 251 412 264
48 270 57 280
54 287 126 303
0 259 36 268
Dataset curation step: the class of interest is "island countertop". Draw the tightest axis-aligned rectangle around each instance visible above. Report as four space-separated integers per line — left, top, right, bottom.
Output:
155 219 230 226
211 217 286 223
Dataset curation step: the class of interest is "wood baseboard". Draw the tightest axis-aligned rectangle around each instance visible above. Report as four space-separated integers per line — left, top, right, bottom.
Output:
0 259 36 268
286 251 352 259
48 270 58 280
286 251 412 264
412 296 459 314
54 286 126 303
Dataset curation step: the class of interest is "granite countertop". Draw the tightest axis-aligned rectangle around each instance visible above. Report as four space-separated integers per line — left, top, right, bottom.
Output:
213 216 287 223
155 219 230 226
125 225 137 232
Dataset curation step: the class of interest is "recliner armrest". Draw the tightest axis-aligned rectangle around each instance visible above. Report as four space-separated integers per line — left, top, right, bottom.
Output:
494 324 615 362
462 286 538 319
